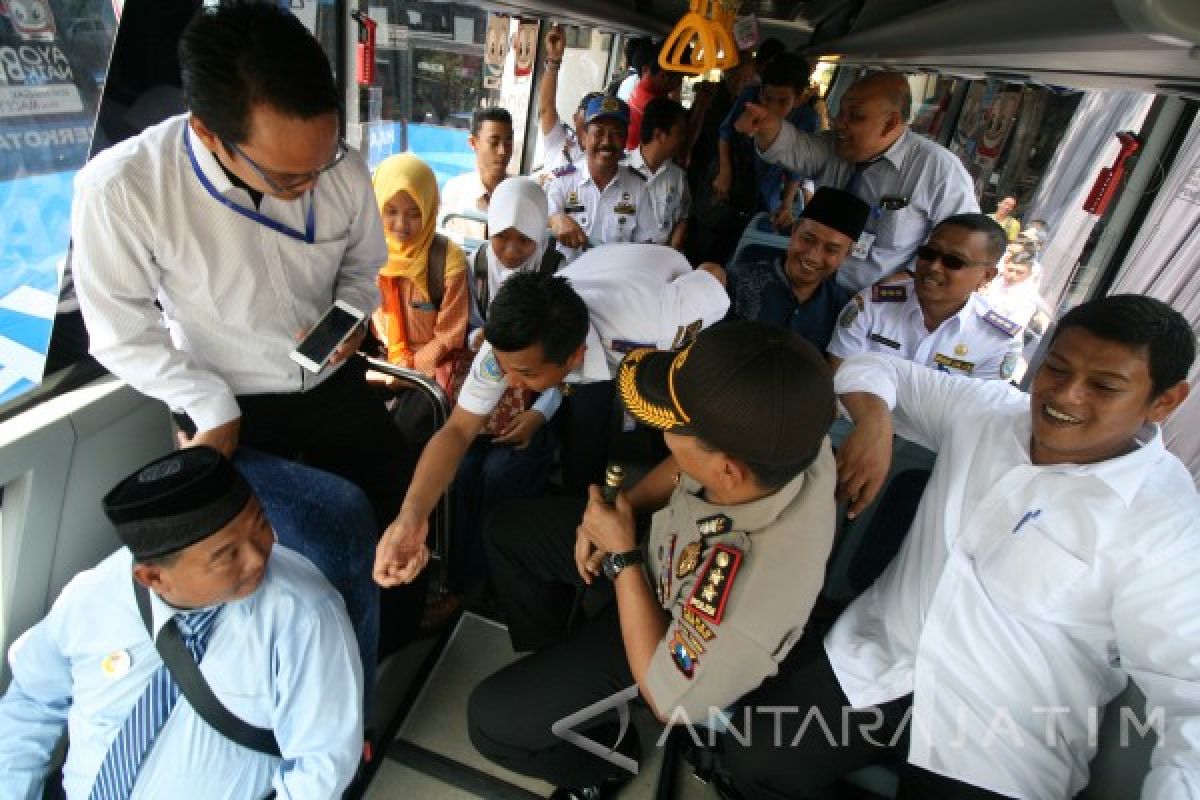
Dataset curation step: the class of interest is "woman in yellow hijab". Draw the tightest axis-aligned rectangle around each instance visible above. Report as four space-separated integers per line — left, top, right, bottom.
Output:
370 153 468 386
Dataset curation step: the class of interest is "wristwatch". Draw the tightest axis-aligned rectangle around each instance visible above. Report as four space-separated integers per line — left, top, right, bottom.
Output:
602 548 644 580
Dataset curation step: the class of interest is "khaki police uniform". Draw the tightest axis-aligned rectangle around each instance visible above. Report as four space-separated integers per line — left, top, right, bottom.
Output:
827 275 1023 381
546 164 654 263
466 440 837 788
625 148 691 246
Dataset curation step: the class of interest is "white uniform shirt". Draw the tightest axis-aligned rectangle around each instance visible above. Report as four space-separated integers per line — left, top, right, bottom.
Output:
827 276 1022 381
456 244 729 416
546 165 654 263
626 147 691 245
441 169 498 241
759 126 978 292
542 120 585 173
983 277 1041 330
71 114 386 431
0 546 363 799
830 353 1200 799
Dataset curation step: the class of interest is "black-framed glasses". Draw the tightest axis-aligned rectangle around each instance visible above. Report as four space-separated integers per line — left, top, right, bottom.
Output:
227 138 349 193
915 244 992 271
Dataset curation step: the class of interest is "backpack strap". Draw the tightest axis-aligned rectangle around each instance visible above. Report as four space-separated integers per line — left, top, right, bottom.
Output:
426 233 449 310
472 243 491 320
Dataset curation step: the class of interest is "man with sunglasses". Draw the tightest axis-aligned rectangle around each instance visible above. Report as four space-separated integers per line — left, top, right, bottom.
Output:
827 213 1022 381
71 4 414 687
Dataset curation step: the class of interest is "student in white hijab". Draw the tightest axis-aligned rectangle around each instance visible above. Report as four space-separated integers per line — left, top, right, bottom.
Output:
470 177 561 326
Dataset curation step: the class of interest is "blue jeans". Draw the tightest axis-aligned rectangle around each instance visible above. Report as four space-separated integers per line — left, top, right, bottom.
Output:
452 427 556 590
233 449 379 709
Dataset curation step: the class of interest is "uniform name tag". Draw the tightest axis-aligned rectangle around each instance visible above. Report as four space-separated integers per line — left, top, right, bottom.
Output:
564 204 586 214
934 353 975 374
872 284 907 302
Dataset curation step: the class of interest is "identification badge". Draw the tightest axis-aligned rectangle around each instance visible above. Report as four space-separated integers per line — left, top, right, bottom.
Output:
851 231 876 260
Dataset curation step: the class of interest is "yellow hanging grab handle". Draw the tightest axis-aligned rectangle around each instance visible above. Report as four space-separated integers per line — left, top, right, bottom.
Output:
659 0 741 75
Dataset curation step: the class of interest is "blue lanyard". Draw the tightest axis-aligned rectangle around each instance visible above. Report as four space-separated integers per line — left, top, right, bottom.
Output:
184 129 316 244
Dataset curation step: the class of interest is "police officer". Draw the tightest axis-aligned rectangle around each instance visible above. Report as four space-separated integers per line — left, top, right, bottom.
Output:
828 213 1022 381
547 95 655 263
466 321 838 798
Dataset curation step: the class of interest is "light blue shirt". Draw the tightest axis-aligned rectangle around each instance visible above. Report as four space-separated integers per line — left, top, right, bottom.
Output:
758 126 978 292
0 545 363 799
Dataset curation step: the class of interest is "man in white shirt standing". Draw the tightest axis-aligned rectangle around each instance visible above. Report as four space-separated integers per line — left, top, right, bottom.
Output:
70 5 415 671
712 294 1200 799
627 96 691 250
441 107 514 241
373 244 730 590
736 71 978 292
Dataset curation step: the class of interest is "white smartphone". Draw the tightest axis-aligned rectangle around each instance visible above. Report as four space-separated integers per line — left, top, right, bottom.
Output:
289 299 366 373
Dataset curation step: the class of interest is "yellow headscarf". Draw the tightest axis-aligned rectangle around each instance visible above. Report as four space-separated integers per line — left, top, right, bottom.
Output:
373 152 443 292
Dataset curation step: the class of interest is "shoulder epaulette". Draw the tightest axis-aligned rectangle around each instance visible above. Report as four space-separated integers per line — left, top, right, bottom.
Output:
982 309 1021 338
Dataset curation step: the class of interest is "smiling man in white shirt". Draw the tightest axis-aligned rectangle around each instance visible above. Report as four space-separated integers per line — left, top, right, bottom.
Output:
709 293 1200 799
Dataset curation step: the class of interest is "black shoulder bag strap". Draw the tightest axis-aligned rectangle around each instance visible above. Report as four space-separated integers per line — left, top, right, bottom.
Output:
427 233 449 310
133 579 282 757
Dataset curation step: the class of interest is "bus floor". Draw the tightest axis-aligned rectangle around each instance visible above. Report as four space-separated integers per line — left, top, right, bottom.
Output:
355 611 728 800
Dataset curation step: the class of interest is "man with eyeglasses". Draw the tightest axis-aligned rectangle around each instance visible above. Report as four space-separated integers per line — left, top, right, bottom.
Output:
827 213 1023 381
71 4 414 694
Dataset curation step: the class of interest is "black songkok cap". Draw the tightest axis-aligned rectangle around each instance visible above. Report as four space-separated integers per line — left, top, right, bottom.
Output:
103 446 253 561
800 187 871 242
617 321 834 468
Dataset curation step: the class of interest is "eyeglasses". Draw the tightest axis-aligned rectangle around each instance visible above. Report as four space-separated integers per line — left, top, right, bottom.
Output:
226 138 349 193
915 244 993 271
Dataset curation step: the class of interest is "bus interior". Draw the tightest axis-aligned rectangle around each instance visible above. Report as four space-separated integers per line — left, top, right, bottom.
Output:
1 0 1199 797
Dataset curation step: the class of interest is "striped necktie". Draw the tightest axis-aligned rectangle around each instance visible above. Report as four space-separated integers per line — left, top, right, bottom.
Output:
89 606 222 800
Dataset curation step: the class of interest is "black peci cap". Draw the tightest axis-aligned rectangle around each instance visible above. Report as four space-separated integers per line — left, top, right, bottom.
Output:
617 321 834 467
103 446 253 561
799 187 871 242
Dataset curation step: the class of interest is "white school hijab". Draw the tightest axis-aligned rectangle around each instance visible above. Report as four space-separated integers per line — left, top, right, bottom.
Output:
485 177 549 302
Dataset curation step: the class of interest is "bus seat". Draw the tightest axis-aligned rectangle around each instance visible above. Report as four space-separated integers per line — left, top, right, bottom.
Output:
438 209 488 262
361 355 453 594
727 212 789 279
0 378 173 687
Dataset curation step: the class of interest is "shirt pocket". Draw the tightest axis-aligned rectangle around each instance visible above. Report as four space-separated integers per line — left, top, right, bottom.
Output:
875 204 925 252
975 525 1089 617
602 212 637 243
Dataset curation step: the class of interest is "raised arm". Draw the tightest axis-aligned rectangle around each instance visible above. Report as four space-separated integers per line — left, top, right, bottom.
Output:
537 26 567 137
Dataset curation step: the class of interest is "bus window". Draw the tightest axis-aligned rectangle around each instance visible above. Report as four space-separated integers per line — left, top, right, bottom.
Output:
361 3 540 189
0 0 116 407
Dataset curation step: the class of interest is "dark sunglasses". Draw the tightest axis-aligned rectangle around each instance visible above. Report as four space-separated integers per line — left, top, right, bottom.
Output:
915 244 992 271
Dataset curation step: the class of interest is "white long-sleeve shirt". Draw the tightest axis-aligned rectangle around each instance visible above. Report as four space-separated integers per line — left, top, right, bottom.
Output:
831 352 1200 799
71 114 386 432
